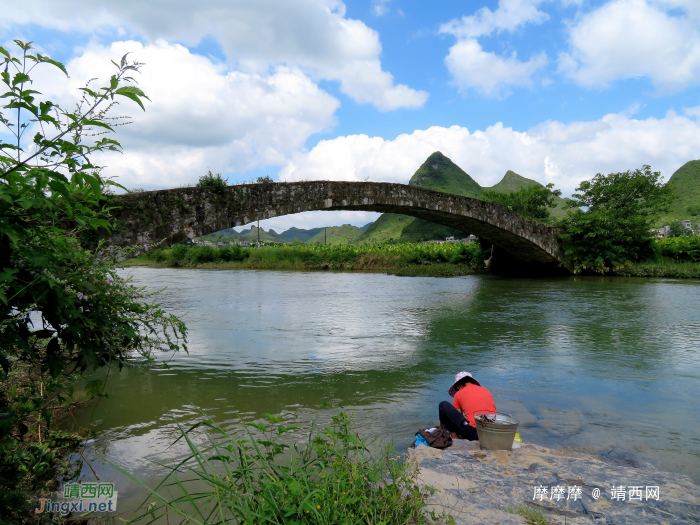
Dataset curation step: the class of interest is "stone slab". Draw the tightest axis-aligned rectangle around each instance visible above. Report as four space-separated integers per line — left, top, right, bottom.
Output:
408 441 700 524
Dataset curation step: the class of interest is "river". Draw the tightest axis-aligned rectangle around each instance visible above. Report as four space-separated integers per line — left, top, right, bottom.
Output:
69 268 700 516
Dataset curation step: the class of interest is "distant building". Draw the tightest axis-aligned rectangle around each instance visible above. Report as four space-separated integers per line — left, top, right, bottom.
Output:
681 220 692 230
445 236 455 242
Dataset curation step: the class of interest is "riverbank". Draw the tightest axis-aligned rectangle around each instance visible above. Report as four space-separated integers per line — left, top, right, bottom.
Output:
123 244 700 279
409 440 700 524
0 356 89 521
123 242 484 277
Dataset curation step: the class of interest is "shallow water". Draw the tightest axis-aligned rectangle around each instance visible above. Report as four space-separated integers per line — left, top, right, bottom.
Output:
69 268 700 517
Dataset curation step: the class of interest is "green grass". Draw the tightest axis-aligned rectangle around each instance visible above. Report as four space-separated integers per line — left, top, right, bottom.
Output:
613 261 700 279
503 505 551 525
118 410 445 525
125 242 484 277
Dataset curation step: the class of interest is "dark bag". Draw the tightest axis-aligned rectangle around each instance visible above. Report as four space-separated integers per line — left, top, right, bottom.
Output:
417 427 453 449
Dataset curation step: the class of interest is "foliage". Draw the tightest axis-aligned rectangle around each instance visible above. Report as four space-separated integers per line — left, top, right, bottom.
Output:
120 410 443 525
0 40 187 519
481 184 562 222
613 260 700 279
654 236 700 262
256 175 274 184
134 242 483 274
196 170 228 194
666 219 694 237
558 166 675 273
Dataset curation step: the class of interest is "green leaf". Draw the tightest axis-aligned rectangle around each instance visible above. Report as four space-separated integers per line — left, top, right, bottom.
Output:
82 119 114 131
12 72 30 86
114 86 150 111
36 54 68 76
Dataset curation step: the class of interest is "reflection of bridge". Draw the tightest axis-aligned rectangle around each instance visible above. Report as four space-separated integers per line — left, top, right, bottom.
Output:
112 181 569 274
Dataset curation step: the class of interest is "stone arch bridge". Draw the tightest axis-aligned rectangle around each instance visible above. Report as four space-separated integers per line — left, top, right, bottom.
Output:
112 181 569 274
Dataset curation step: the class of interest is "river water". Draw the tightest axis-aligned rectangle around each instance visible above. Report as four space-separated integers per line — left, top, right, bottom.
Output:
70 268 700 515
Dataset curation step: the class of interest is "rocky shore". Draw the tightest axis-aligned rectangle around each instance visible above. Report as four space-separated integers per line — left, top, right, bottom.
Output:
408 440 700 524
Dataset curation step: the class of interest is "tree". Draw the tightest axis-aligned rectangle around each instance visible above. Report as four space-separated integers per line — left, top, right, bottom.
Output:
667 219 692 237
559 165 675 273
481 184 562 222
0 40 186 518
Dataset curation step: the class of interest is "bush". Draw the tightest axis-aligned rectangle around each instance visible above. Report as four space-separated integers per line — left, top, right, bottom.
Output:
185 246 218 264
655 236 700 262
123 410 442 525
217 245 249 262
196 170 228 194
170 243 190 262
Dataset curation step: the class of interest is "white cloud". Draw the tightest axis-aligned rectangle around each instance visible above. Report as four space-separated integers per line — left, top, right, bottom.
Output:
440 0 549 39
444 39 547 97
0 0 427 110
254 211 383 233
371 0 391 16
559 0 700 90
35 40 340 189
280 111 700 196
440 0 549 96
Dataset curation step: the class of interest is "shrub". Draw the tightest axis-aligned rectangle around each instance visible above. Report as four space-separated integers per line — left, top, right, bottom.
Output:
196 170 228 194
121 410 442 525
185 246 217 264
655 236 700 262
170 243 190 262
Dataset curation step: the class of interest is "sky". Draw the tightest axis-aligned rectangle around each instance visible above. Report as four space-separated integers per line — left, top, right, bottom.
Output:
2 0 700 232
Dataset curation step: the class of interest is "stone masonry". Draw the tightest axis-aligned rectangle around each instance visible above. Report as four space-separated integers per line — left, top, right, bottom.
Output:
111 181 567 271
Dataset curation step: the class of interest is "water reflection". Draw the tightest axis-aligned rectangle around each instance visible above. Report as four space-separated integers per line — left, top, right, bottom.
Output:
69 269 700 518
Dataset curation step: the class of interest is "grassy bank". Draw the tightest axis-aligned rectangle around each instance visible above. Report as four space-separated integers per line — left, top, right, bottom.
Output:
124 243 484 277
613 260 700 278
123 410 448 525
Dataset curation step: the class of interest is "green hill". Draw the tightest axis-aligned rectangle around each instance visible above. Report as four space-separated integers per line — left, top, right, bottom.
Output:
237 227 289 244
409 151 482 197
484 170 569 219
279 227 327 242
358 213 415 243
484 170 539 193
659 160 700 224
307 224 365 245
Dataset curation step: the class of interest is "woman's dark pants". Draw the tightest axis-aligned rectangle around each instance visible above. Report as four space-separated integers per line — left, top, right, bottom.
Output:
439 401 479 441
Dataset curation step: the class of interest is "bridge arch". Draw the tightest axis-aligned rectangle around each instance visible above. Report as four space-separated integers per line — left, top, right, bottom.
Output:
112 181 567 272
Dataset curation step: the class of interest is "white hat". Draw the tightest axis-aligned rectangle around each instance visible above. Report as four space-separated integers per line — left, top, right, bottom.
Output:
448 371 480 397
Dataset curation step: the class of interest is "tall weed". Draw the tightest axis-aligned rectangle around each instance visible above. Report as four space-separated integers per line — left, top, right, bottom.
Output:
119 410 443 525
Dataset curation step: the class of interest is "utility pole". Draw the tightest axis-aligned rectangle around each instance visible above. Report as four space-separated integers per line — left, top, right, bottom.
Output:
324 228 327 245
257 219 260 246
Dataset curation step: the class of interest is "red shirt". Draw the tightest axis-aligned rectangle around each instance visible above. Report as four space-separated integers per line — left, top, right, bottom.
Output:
453 383 496 427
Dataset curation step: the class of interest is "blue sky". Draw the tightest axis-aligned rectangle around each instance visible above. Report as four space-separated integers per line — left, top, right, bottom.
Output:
2 0 700 231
